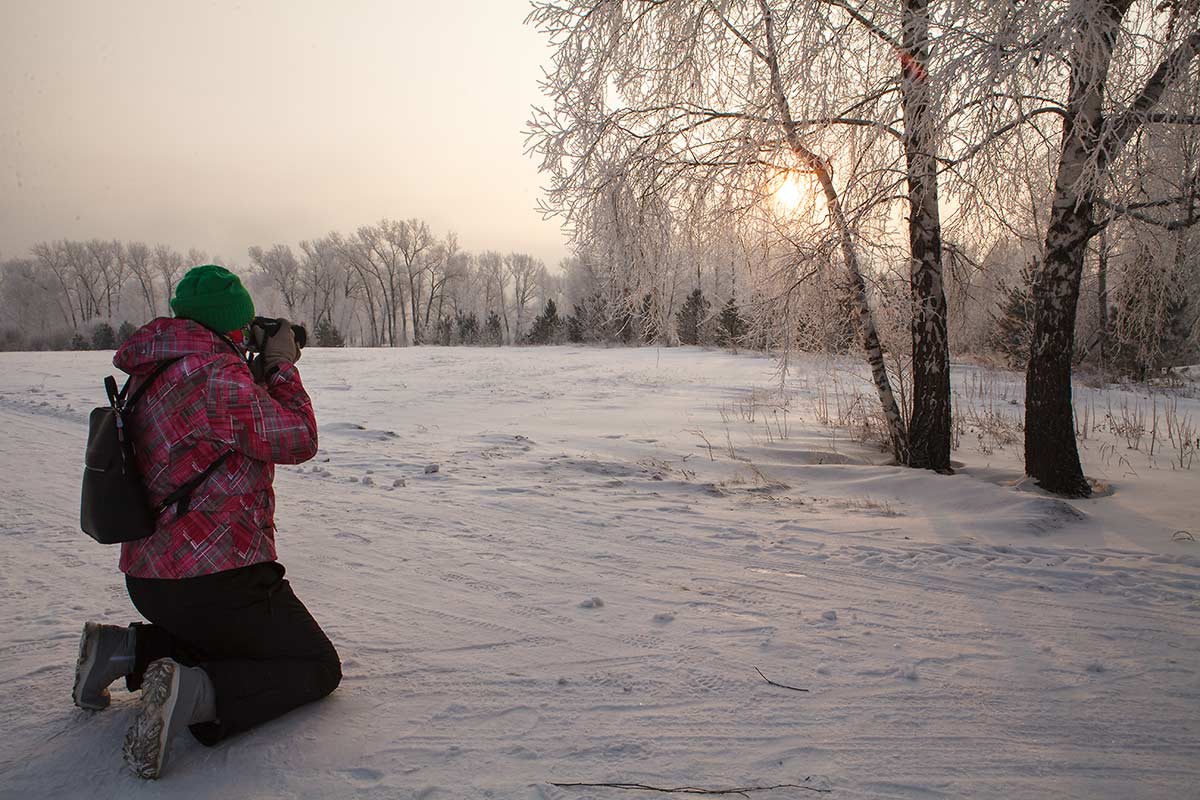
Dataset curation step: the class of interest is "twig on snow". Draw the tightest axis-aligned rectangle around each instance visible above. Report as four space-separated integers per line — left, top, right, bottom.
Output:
754 666 810 692
551 781 831 796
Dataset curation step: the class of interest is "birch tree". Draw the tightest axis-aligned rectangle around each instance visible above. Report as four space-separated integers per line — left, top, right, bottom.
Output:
153 244 185 313
528 0 913 460
480 250 511 341
248 244 305 321
299 237 344 329
994 1 1200 496
389 218 433 345
31 241 78 328
506 252 544 341
125 242 158 317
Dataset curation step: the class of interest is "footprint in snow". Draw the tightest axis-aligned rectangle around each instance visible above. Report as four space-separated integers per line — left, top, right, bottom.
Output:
653 612 675 624
340 767 383 785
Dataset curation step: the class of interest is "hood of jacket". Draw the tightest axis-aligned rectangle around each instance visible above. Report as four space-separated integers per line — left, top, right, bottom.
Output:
114 317 243 376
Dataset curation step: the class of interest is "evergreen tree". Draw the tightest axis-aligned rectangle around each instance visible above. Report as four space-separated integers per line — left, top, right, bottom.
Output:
91 322 116 350
116 320 137 346
484 311 504 345
715 296 746 348
566 312 584 343
70 332 90 351
566 292 607 343
456 310 480 345
675 287 711 346
435 315 454 346
991 266 1036 367
314 319 345 347
526 299 565 344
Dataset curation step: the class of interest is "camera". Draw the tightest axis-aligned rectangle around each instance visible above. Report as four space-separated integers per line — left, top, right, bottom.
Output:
248 316 308 350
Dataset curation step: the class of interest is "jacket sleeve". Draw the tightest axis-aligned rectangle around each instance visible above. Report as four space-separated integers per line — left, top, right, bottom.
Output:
204 357 318 465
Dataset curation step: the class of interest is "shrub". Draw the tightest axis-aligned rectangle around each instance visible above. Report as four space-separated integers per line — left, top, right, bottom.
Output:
91 322 116 350
116 320 137 345
314 319 345 347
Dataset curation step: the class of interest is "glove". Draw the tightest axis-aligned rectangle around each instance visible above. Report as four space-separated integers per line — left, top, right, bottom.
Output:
259 318 301 379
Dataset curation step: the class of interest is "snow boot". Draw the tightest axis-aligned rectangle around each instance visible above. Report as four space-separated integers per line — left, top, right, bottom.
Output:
72 622 136 710
123 658 217 780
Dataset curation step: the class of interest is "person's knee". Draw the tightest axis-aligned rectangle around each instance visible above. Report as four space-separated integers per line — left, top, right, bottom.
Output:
316 644 342 698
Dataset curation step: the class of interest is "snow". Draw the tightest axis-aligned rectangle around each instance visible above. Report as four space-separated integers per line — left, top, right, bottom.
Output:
1 345 1198 799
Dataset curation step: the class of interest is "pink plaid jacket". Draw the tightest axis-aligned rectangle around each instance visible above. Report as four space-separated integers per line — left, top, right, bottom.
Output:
113 318 318 578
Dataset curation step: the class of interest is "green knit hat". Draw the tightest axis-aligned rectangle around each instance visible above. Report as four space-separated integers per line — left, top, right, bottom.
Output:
170 264 255 333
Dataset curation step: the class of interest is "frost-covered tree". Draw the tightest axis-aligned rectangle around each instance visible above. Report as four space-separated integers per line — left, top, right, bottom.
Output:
988 2 1200 496
248 244 304 321
526 0 978 464
506 253 545 343
153 245 185 313
125 242 157 318
298 237 344 331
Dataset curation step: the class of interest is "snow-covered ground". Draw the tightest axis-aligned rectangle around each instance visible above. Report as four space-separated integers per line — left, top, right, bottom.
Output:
1 346 1198 799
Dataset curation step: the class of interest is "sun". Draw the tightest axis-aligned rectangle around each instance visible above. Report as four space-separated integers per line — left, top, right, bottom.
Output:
771 173 805 213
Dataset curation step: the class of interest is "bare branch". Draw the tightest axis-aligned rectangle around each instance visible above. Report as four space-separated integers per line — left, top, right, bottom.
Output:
1102 30 1200 158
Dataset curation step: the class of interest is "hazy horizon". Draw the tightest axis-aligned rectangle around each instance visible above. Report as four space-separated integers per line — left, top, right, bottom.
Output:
0 1 572 269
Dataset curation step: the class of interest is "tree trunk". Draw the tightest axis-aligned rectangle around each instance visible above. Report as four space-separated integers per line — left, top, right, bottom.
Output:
1026 199 1094 496
1024 4 1128 498
820 172 912 464
759 0 909 462
408 269 420 345
1096 228 1109 364
901 0 952 472
138 276 156 318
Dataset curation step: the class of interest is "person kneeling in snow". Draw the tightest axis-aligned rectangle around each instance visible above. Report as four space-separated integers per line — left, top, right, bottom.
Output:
71 265 341 779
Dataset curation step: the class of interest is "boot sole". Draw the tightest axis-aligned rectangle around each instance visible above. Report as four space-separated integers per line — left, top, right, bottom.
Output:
72 622 109 711
123 659 180 780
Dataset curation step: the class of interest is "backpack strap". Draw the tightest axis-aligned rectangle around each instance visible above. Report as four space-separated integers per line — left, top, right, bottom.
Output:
193 321 253 371
123 357 184 413
158 451 233 516
117 356 235 518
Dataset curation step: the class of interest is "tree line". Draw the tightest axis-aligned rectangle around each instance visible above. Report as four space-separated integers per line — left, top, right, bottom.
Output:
0 226 578 350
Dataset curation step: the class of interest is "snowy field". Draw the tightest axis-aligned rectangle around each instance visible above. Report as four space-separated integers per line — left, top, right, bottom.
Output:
1 346 1198 800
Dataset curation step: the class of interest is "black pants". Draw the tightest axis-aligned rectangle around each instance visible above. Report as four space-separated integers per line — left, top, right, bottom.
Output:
125 561 341 745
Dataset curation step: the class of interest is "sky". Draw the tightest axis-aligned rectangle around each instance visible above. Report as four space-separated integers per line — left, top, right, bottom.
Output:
0 1 571 269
